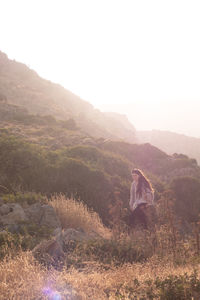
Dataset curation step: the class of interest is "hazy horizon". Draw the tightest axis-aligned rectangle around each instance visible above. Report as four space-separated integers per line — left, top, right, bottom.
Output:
1 0 200 138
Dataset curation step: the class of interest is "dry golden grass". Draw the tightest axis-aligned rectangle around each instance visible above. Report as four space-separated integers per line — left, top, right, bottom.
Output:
1 194 200 298
0 251 199 300
0 252 46 300
66 259 200 299
0 251 80 300
49 194 111 239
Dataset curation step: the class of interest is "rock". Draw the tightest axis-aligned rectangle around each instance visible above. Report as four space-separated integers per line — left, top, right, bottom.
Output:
0 204 10 215
32 238 65 266
25 203 44 224
0 203 27 225
40 205 61 229
32 228 99 263
25 203 61 229
59 228 100 253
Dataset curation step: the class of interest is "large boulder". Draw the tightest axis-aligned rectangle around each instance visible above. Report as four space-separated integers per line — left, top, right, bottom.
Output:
40 205 61 228
0 204 10 215
54 228 101 253
24 203 43 223
25 203 61 229
0 203 28 225
32 238 65 264
0 202 61 231
32 228 100 261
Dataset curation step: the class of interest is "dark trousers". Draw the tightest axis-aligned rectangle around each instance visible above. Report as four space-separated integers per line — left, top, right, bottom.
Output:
129 205 148 229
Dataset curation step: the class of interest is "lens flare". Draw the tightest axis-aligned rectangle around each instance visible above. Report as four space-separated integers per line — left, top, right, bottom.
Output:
42 287 61 300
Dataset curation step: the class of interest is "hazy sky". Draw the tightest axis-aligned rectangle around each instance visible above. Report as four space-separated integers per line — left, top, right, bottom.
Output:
1 0 200 137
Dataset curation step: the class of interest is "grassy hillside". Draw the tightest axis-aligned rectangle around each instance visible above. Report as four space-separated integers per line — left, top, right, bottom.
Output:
1 85 200 229
1 123 200 226
1 50 200 299
0 51 136 143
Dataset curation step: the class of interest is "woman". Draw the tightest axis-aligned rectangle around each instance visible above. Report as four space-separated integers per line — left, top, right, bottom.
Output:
129 168 154 229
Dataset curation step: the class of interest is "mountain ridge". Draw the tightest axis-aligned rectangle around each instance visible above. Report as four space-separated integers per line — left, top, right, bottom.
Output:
0 51 136 143
137 129 200 164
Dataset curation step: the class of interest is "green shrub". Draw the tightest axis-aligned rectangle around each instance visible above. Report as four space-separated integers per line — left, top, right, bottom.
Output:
18 223 53 250
170 176 200 223
154 271 200 300
113 271 200 300
61 118 78 130
0 134 48 191
73 237 149 265
0 224 52 259
0 231 21 259
2 192 46 205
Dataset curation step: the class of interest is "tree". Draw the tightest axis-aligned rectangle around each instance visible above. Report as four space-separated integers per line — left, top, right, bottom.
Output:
170 176 200 223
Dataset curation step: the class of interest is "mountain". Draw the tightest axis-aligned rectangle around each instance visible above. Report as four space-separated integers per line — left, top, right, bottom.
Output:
137 130 200 165
1 49 200 186
0 51 136 143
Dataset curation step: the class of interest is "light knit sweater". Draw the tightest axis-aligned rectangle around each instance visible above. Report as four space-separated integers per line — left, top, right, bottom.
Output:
129 181 154 212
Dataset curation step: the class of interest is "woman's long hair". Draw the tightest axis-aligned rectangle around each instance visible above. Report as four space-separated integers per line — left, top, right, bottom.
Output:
131 168 153 198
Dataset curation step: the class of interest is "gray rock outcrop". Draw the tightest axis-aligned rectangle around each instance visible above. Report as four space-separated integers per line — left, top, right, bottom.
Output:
39 205 61 228
24 203 61 228
0 202 61 230
0 203 28 225
0 204 10 215
32 228 100 261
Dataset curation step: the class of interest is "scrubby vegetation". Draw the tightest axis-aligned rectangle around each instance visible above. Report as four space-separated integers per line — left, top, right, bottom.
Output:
49 195 110 238
1 190 200 298
1 53 200 298
1 251 200 300
1 214 200 299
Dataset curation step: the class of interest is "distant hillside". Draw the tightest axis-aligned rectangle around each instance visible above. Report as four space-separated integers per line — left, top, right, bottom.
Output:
137 130 200 165
1 96 200 224
0 51 136 142
1 50 200 187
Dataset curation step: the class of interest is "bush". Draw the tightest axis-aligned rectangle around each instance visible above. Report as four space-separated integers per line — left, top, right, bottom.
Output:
0 231 21 259
74 237 149 265
2 192 46 205
154 271 200 299
46 157 113 223
49 194 110 238
170 176 200 223
61 118 78 130
113 271 200 300
0 134 48 191
65 145 130 178
0 224 53 259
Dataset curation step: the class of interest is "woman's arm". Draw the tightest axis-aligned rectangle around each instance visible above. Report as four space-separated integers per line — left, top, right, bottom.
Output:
143 187 154 205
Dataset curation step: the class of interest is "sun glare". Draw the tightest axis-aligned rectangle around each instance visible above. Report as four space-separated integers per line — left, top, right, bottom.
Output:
1 0 200 136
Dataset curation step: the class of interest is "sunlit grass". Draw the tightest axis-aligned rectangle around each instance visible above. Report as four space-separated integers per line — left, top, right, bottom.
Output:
0 251 199 300
49 194 111 239
1 194 200 299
